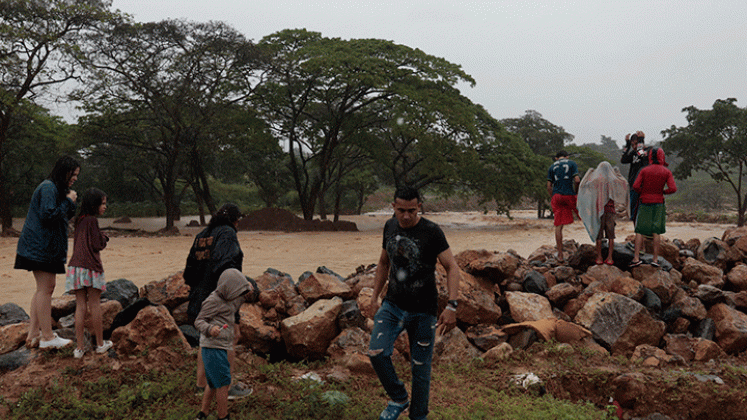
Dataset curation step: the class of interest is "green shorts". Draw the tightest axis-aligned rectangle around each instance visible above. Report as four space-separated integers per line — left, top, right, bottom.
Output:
635 203 666 236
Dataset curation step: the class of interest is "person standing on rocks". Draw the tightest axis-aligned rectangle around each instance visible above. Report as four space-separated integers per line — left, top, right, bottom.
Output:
66 188 112 358
15 156 80 349
183 202 254 400
621 131 651 223
366 186 461 420
547 150 581 263
629 147 677 268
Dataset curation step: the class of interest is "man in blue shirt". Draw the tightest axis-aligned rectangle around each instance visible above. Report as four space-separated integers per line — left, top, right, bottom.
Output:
547 150 580 263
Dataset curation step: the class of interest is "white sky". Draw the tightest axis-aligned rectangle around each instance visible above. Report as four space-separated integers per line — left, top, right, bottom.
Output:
109 0 747 146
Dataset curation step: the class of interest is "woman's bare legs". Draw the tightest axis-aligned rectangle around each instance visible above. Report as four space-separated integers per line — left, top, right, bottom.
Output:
30 271 57 341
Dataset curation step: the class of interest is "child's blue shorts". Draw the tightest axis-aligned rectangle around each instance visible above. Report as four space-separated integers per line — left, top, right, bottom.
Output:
201 347 231 389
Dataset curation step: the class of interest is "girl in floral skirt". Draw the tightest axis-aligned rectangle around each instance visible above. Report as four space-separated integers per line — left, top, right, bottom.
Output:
66 188 111 358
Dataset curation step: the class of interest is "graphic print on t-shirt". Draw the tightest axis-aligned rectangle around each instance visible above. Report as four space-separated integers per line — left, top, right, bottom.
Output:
387 234 424 292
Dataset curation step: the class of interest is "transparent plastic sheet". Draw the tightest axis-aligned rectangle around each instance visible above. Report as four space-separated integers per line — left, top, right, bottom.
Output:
577 162 630 242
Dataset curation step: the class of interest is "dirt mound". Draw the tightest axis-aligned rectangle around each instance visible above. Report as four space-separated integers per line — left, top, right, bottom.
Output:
237 207 358 232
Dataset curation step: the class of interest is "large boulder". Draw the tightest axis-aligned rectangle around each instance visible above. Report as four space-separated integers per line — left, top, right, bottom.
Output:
681 257 724 288
637 269 679 306
726 264 747 291
0 303 29 327
110 304 189 356
707 303 747 354
139 272 190 310
281 297 342 360
437 269 501 325
456 250 521 283
50 294 76 320
433 326 481 363
697 237 729 270
505 291 553 323
256 268 307 316
0 322 28 355
297 271 354 302
238 303 282 355
101 278 140 309
574 292 666 356
343 265 377 295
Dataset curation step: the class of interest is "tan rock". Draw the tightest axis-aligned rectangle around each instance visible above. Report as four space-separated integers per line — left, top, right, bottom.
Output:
110 304 189 356
505 291 554 323
280 297 342 360
139 272 190 310
238 303 282 355
297 272 354 302
0 322 28 355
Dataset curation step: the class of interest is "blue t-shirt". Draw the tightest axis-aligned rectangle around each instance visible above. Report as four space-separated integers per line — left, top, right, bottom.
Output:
547 158 579 196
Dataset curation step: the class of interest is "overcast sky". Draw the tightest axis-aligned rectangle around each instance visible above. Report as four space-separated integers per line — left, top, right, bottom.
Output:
110 0 747 147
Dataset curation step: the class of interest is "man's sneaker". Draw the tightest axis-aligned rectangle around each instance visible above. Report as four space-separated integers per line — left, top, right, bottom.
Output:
39 333 72 349
73 348 85 359
227 382 253 400
96 340 113 354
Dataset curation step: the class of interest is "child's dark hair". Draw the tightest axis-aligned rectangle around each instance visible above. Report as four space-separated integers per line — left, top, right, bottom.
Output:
48 155 80 199
394 186 421 202
76 188 106 227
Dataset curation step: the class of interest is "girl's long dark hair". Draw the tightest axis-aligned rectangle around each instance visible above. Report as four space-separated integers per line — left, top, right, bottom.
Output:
75 188 106 228
48 155 80 200
208 203 242 231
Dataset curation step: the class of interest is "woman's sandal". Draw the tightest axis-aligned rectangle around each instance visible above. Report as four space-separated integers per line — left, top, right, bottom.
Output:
605 259 614 266
629 260 643 268
379 400 410 420
650 261 661 268
595 259 604 265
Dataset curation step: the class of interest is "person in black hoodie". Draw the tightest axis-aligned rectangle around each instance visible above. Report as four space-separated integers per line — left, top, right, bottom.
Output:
620 131 651 223
184 203 252 400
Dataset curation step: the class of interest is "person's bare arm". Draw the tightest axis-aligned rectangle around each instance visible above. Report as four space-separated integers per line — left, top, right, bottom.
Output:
365 249 389 318
436 248 460 334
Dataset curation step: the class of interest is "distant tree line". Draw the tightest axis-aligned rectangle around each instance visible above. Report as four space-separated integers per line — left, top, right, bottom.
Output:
2 1 744 232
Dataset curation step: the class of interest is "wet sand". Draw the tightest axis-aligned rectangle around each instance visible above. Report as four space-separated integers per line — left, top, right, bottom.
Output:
0 211 731 313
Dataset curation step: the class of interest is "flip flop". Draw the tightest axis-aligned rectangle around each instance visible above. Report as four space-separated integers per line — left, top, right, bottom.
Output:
605 260 614 266
595 259 604 265
650 261 661 268
629 260 643 268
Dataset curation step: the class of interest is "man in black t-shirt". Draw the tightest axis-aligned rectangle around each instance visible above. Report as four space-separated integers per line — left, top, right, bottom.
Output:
366 186 461 420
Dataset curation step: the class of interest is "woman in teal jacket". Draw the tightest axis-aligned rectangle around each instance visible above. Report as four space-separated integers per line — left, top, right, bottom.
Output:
15 156 80 349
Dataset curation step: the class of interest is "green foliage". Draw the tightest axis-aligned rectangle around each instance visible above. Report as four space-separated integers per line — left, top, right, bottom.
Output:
500 110 575 158
662 98 747 226
254 29 479 221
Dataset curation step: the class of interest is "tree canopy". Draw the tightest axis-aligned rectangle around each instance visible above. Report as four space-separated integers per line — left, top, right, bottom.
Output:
662 98 747 226
0 0 115 233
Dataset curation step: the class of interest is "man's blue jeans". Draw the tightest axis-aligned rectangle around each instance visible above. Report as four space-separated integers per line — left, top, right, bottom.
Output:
368 300 437 420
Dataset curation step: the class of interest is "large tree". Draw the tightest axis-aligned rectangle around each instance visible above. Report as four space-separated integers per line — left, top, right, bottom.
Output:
501 110 575 217
74 19 260 229
253 29 476 220
0 0 115 234
500 110 574 158
662 98 747 226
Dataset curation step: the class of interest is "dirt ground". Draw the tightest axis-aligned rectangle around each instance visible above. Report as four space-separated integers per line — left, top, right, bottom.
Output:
0 210 731 313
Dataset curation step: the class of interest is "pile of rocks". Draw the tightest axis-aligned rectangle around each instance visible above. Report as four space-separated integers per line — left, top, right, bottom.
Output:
2 226 747 374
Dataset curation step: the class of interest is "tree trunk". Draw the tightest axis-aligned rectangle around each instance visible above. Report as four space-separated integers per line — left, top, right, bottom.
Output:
0 171 14 235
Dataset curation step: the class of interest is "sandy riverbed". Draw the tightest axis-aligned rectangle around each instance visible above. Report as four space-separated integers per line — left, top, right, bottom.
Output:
0 210 731 313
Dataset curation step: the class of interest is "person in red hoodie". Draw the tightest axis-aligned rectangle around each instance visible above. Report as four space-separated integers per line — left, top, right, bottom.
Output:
629 147 677 268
